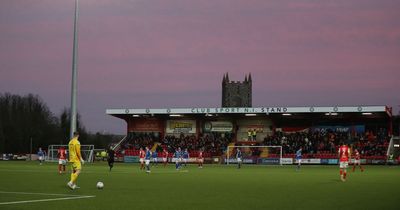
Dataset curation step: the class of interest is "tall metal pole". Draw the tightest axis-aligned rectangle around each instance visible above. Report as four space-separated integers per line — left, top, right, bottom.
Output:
70 0 79 139
30 137 33 161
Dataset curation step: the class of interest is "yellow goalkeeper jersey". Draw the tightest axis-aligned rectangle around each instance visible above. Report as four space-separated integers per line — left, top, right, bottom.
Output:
68 137 81 162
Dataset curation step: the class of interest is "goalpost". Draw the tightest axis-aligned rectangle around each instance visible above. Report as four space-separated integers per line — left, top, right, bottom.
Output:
226 145 283 165
47 145 95 163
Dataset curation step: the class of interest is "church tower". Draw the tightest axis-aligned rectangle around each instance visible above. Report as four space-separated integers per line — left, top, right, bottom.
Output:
222 73 252 107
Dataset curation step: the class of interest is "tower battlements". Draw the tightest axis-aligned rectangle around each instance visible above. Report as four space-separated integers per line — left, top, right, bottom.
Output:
222 73 252 107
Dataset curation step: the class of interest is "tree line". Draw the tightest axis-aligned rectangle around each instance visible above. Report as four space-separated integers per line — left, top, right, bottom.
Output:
0 93 120 153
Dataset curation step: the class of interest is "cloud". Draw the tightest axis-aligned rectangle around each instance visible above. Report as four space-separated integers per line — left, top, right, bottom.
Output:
1 0 399 133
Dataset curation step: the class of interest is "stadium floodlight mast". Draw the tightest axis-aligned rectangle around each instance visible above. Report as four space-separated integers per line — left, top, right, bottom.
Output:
70 0 79 139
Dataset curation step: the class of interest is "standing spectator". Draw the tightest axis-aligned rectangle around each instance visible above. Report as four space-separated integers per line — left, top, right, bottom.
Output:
247 129 252 141
252 129 257 141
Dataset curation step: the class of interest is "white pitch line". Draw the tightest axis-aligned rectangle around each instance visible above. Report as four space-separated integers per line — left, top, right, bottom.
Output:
0 195 95 205
0 191 86 197
149 169 189 174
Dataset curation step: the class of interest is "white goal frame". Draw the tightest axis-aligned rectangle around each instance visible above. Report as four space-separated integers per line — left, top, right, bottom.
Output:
226 145 283 165
47 144 95 163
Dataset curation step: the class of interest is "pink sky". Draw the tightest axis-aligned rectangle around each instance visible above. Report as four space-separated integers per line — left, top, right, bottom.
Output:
1 0 399 134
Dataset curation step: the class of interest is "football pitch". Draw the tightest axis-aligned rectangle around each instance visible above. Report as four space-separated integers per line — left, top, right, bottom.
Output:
0 162 398 210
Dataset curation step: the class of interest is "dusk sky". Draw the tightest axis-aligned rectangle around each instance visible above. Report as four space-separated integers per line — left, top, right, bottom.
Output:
1 0 399 134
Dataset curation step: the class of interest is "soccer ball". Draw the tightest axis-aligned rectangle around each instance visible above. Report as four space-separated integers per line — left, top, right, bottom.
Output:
96 182 104 189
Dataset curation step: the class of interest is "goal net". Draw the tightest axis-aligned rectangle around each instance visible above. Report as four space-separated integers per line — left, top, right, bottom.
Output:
47 145 95 163
226 145 283 165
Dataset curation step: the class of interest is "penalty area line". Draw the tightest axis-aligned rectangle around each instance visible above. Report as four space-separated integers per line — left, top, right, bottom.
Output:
0 195 95 206
0 191 87 197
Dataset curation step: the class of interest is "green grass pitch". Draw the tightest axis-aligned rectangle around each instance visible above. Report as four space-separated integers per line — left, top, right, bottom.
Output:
0 161 398 210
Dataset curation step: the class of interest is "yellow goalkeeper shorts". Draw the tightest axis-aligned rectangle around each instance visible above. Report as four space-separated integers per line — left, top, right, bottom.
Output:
71 161 82 170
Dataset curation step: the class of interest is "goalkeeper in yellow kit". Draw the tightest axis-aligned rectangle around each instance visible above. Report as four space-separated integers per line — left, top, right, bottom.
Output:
67 132 84 190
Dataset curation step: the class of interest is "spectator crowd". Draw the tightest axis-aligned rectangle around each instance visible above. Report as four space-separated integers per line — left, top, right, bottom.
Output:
263 129 389 157
120 128 390 158
122 132 233 156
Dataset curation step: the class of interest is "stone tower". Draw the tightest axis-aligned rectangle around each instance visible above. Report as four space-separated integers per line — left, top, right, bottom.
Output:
222 73 252 107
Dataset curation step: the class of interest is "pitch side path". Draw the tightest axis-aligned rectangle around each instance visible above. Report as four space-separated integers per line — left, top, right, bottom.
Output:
0 161 398 210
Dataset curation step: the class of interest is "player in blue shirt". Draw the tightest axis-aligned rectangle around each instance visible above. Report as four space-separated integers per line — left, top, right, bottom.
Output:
37 147 45 165
152 150 158 166
182 149 189 167
174 148 182 170
236 148 242 169
145 147 152 173
296 147 302 171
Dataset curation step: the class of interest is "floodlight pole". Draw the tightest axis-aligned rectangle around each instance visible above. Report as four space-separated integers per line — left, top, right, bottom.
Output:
70 0 79 139
30 137 33 161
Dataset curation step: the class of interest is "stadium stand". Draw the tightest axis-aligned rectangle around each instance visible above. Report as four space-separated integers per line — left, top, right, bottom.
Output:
116 129 389 160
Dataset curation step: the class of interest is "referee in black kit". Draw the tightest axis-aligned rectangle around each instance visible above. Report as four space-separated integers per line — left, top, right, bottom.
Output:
107 146 115 171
